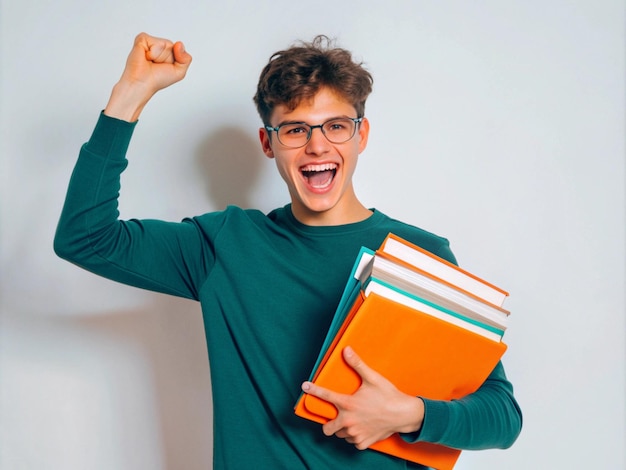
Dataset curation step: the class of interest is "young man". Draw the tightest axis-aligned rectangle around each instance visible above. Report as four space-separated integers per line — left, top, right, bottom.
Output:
55 33 522 469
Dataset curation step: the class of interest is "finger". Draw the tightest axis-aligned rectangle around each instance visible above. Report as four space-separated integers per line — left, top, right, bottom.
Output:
144 37 176 64
354 439 369 451
132 32 164 60
328 425 368 450
301 381 346 408
322 419 342 437
333 429 350 439
342 346 376 383
323 416 355 438
147 44 174 63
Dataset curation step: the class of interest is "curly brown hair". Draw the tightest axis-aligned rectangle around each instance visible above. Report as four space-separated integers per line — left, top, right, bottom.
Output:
253 35 373 125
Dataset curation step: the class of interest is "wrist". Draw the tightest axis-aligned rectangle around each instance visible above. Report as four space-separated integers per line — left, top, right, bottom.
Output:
103 81 152 122
396 396 425 434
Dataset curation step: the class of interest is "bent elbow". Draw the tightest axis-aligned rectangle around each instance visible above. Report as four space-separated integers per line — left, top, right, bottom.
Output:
498 398 523 449
53 228 76 262
53 219 86 264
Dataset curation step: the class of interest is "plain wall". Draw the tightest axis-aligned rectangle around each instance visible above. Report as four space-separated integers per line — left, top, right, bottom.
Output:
1 1 624 468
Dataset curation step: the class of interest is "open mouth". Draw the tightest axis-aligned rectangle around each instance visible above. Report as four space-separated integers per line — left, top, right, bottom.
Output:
301 163 338 189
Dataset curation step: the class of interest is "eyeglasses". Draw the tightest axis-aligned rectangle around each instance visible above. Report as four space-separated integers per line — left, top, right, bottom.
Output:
265 117 363 149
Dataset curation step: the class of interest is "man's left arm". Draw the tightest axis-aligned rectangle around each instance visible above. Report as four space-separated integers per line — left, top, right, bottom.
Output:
301 348 522 450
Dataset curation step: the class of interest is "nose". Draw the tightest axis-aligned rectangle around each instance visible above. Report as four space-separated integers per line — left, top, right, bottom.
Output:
305 125 331 155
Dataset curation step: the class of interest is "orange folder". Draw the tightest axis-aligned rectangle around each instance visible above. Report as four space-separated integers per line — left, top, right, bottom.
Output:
294 292 507 470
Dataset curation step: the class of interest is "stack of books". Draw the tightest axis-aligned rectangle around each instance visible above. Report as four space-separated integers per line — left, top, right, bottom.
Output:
294 233 510 469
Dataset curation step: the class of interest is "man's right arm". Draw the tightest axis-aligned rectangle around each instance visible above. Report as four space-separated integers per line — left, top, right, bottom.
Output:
53 34 205 299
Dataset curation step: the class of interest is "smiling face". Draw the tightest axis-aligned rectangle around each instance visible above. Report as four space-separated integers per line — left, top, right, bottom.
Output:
259 87 371 226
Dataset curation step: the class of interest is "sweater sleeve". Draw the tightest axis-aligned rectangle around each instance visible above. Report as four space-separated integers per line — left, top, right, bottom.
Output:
407 240 522 450
54 113 211 300
402 360 522 450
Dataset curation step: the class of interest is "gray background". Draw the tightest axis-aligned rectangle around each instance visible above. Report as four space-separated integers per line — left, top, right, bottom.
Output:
1 1 624 468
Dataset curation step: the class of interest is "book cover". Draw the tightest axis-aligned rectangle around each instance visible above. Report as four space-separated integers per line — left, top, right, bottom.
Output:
295 293 507 469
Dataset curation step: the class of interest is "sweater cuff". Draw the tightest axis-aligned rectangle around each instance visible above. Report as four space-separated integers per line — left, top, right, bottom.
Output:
401 398 450 445
84 111 137 159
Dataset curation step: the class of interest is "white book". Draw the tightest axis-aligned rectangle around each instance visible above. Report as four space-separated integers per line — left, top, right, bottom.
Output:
380 233 509 307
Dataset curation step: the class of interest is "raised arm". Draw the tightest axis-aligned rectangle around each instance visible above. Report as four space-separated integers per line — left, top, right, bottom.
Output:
104 32 192 122
54 34 206 299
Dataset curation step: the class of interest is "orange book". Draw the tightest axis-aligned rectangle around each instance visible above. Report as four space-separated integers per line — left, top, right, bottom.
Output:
294 292 507 469
366 251 510 330
380 233 509 307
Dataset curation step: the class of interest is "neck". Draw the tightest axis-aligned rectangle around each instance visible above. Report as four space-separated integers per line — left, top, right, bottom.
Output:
291 203 372 227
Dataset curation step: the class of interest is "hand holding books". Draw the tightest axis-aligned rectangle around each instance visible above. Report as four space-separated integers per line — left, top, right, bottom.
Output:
294 233 512 469
301 345 426 451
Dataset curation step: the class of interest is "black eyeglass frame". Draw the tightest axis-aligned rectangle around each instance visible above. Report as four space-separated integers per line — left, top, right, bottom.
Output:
264 117 363 148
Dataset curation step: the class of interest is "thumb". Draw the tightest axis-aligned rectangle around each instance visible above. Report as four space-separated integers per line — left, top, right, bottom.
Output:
343 346 375 382
173 41 193 66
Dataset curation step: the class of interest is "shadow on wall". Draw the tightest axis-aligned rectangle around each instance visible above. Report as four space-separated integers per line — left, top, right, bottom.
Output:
195 125 265 210
66 126 263 468
67 295 213 470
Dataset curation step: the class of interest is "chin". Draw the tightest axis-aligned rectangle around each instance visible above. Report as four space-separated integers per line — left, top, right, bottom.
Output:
303 196 339 213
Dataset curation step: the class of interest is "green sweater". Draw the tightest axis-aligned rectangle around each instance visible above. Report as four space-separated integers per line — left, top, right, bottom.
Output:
54 113 522 469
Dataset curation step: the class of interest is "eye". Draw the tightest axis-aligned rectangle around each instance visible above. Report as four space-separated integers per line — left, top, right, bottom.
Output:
283 124 309 135
325 119 350 132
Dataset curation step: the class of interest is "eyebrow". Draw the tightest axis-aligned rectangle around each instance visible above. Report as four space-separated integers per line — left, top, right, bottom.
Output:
275 115 353 127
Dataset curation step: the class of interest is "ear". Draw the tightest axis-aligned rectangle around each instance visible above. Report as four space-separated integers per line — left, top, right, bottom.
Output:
259 127 275 159
357 117 370 154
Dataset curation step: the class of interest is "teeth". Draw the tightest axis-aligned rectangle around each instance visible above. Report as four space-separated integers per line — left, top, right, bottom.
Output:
301 163 337 172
